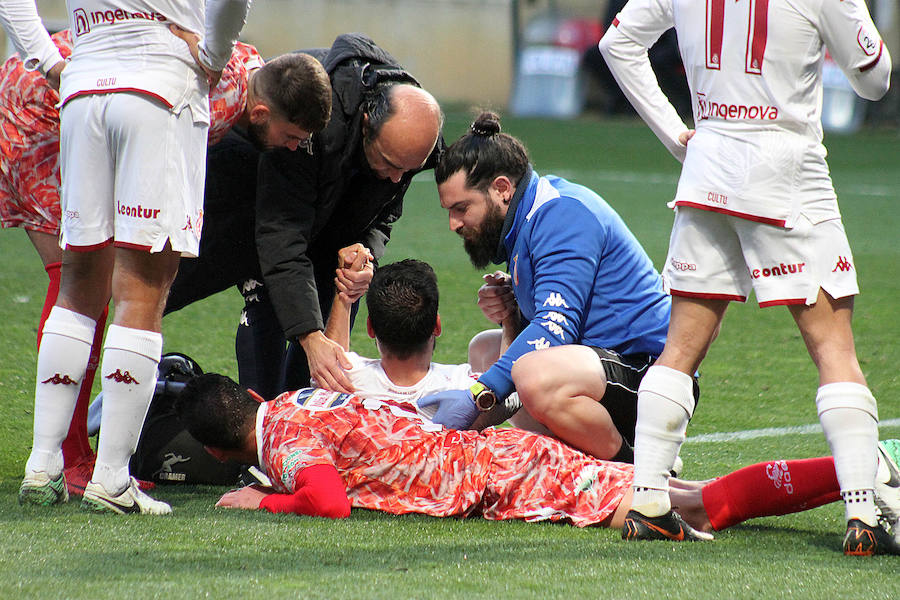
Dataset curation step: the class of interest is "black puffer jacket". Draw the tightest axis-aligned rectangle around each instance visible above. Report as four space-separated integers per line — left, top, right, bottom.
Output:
255 33 444 340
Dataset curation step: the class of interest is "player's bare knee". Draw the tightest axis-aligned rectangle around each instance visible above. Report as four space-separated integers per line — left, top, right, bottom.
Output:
597 433 624 460
510 350 532 381
511 354 554 397
520 393 554 423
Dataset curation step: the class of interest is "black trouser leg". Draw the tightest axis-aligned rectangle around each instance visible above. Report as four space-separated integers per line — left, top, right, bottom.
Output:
235 279 286 401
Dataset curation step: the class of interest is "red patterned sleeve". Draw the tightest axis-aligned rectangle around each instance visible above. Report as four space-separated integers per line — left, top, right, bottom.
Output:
207 42 264 146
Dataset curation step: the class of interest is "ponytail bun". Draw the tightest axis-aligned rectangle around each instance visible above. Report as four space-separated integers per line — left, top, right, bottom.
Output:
470 111 501 137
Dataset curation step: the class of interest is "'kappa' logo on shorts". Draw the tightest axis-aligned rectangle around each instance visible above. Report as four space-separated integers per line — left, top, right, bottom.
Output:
833 256 853 272
670 258 696 271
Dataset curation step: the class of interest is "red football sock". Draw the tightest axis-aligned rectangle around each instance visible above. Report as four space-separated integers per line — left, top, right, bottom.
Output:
37 262 62 349
701 457 840 531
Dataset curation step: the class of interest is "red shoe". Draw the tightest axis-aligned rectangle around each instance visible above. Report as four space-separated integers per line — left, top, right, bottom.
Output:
64 458 94 497
64 455 156 496
136 477 156 491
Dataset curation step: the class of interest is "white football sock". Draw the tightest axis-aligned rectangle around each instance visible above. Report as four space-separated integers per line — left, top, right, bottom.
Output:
631 365 695 517
817 382 879 526
26 307 97 477
92 325 162 494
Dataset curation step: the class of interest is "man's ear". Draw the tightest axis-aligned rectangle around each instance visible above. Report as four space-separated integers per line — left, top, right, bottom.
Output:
433 314 442 338
491 175 514 204
248 102 271 124
366 317 376 340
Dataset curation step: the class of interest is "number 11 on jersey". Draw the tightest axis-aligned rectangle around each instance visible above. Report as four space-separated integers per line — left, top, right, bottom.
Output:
706 0 770 75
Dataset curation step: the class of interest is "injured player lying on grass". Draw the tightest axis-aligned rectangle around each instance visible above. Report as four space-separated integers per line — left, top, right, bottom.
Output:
174 373 900 553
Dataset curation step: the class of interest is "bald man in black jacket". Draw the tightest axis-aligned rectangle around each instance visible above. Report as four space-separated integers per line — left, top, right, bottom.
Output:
166 33 444 400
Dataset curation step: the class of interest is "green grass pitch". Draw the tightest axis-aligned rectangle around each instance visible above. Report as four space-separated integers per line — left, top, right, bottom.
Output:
0 110 897 598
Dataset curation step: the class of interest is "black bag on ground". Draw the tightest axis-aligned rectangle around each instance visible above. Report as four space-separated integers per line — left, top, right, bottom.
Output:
130 353 243 485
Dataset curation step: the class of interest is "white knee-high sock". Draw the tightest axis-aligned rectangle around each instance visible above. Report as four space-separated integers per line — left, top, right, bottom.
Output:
631 365 695 517
817 382 879 526
26 307 97 477
92 325 162 494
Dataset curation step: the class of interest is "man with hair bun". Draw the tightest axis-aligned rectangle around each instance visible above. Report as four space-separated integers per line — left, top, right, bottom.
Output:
418 112 678 467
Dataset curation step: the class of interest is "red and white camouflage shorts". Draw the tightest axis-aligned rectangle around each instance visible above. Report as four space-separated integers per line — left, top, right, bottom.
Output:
481 427 633 527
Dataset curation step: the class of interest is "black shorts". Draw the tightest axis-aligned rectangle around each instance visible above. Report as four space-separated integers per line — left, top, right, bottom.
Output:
592 347 700 446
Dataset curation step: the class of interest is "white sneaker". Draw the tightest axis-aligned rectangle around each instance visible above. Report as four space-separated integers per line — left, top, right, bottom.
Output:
81 477 172 515
19 470 68 506
874 439 900 538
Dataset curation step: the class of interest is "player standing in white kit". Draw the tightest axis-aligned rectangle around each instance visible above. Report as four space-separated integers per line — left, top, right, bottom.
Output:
599 0 896 554
1 0 251 514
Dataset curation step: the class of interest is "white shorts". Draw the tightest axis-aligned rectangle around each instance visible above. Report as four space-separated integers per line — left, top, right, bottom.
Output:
662 207 859 307
59 93 207 257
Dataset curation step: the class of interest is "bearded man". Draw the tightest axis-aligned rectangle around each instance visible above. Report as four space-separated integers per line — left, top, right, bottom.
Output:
419 112 679 468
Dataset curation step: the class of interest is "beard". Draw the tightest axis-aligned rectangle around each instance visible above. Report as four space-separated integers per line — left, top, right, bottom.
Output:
245 120 270 151
459 202 506 269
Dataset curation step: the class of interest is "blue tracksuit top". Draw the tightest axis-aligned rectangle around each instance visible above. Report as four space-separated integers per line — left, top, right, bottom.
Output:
478 170 671 399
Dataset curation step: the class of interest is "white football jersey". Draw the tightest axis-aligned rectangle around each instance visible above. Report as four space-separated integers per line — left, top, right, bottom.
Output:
600 0 891 227
342 352 480 420
58 0 249 123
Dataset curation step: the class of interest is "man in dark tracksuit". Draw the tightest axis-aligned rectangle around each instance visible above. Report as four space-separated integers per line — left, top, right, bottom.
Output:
166 33 444 400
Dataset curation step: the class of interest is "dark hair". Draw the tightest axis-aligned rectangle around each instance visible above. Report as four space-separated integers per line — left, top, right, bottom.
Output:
434 111 529 191
174 373 258 450
252 53 332 133
361 82 400 141
366 259 439 359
